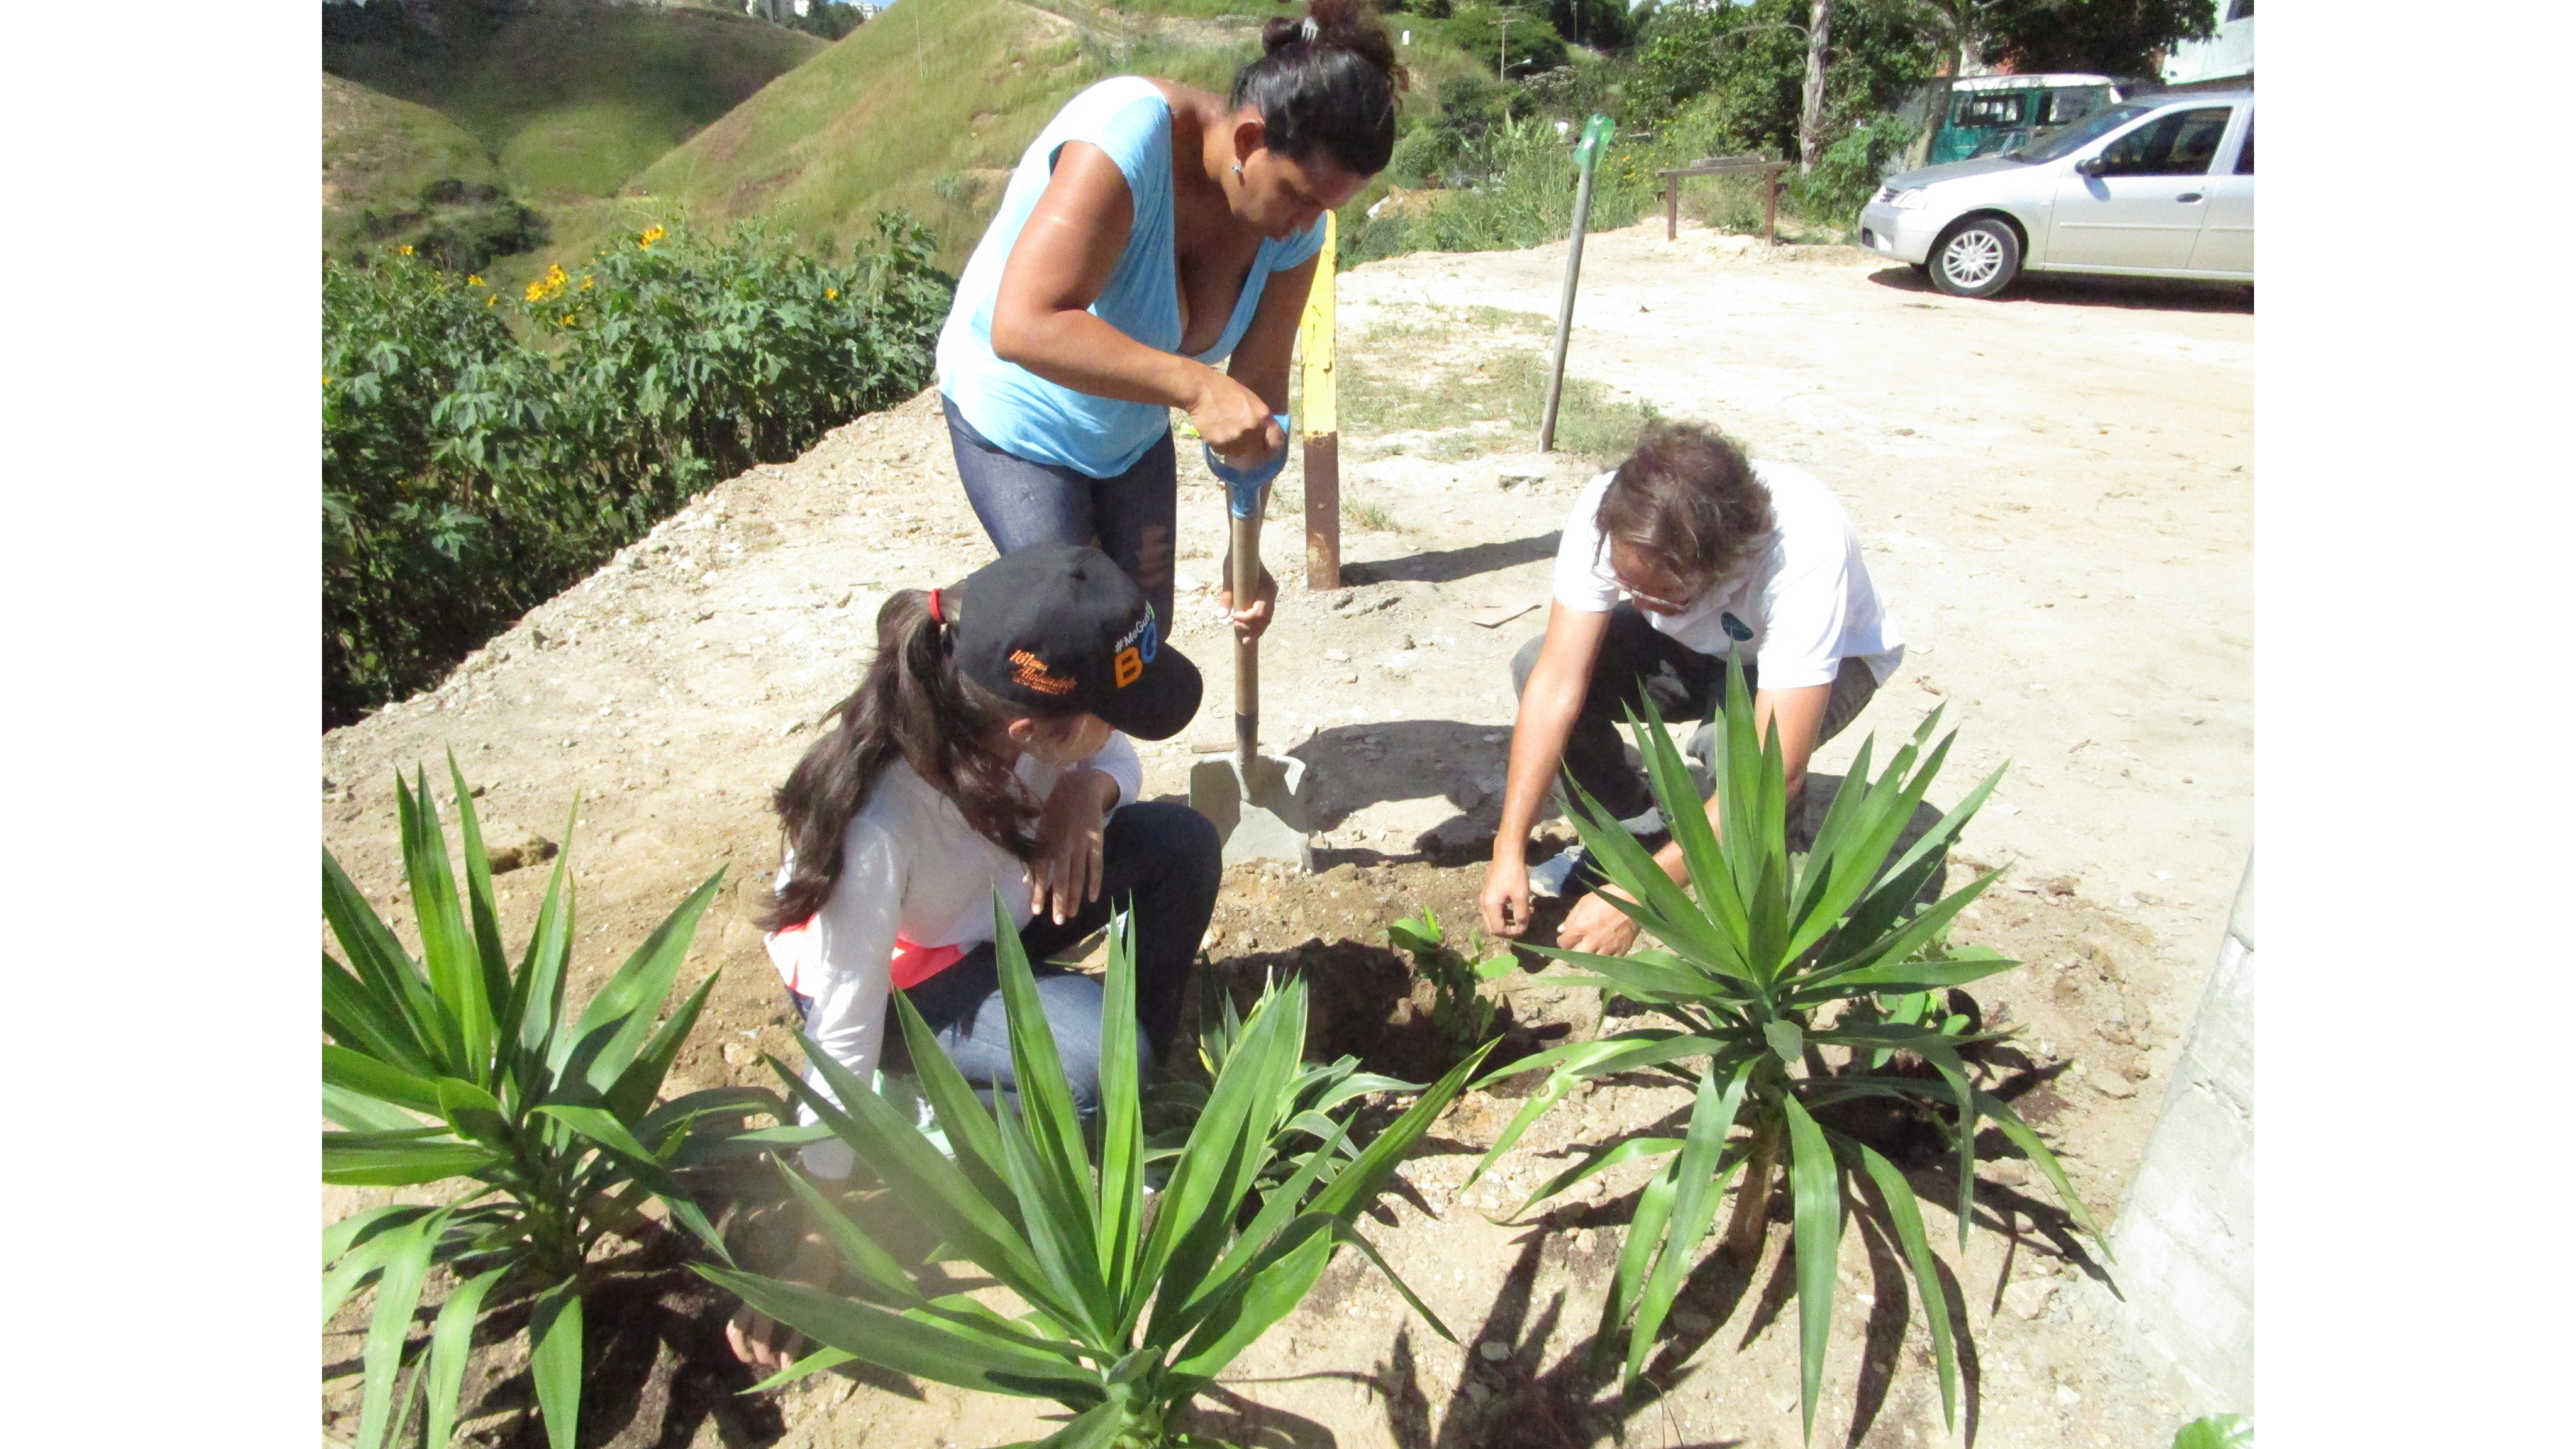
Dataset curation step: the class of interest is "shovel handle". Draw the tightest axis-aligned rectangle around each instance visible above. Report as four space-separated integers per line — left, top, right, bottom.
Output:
1230 509 1262 774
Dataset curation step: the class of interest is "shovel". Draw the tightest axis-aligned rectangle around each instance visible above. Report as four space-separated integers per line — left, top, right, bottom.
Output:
1188 448 1314 870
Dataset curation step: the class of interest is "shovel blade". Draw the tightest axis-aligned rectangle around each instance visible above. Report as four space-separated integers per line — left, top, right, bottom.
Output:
1189 755 1314 870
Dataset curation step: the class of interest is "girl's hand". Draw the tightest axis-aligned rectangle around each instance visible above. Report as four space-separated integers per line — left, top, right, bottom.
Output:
726 1219 840 1375
1191 372 1287 465
1031 768 1114 924
1216 561 1278 643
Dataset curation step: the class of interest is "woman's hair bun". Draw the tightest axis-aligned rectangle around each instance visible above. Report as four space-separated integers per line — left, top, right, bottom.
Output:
1235 0 1406 175
1258 0 1397 76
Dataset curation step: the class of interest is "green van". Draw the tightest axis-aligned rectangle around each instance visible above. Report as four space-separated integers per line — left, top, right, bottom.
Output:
1929 74 2125 164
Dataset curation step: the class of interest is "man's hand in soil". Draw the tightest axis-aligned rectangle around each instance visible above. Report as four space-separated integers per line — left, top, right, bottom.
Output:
1032 767 1119 925
1480 856 1533 939
1217 560 1277 643
1553 887 1642 958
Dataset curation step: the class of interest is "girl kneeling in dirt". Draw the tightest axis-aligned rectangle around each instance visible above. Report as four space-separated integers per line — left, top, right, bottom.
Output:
1480 421 1907 959
727 543 1219 1372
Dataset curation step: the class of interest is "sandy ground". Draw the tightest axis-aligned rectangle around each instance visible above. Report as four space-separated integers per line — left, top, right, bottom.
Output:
320 218 2251 1448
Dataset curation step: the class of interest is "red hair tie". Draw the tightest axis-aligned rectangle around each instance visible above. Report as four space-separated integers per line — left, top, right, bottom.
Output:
928 587 945 625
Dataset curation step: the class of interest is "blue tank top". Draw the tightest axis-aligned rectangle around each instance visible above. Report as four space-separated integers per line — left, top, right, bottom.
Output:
935 77 1328 479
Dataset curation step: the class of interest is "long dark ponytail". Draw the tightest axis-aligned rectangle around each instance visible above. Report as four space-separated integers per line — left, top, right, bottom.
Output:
762 589 1049 932
1232 0 1407 177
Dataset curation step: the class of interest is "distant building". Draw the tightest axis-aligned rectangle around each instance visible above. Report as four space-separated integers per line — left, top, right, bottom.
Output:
2162 0 2254 91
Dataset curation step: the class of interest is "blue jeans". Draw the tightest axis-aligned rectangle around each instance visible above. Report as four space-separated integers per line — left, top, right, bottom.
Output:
942 394 1180 636
789 801 1218 1123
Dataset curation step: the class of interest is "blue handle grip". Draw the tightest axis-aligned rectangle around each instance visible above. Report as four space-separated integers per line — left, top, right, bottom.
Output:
1208 414 1292 518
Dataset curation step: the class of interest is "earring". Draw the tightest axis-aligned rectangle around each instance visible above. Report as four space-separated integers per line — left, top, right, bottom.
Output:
1231 163 1243 177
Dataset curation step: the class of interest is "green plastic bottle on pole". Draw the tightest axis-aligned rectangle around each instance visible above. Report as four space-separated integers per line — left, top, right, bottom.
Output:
1541 113 1617 452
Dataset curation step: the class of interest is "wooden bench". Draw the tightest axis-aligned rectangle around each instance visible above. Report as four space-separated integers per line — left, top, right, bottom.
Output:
1657 155 1790 245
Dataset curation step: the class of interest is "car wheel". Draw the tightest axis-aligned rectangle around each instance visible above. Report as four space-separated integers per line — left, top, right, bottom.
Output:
1929 217 2020 298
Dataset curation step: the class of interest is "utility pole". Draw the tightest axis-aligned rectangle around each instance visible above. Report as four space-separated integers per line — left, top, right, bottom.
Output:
1490 9 1515 81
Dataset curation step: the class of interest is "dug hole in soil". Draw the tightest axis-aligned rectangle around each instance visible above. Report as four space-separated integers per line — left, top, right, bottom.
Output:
323 219 2250 1448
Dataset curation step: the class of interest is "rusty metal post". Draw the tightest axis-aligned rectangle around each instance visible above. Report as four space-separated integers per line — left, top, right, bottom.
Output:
1298 211 1340 591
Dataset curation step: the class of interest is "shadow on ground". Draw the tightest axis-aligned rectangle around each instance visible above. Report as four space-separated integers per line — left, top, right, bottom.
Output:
1866 262 2253 313
1342 533 1561 587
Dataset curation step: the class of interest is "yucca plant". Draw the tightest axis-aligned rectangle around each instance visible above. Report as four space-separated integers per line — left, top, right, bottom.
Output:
1170 976 1424 1178
702 906 1494 1448
323 760 784 1449
1388 908 1516 1052
1465 655 2105 1441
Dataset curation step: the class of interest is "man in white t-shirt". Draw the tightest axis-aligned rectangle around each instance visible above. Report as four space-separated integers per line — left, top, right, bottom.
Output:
1481 421 1906 958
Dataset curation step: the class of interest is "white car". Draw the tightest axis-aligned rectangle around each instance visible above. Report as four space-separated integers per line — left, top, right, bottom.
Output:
1858 91 2253 298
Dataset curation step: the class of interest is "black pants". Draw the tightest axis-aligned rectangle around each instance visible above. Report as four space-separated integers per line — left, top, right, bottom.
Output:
943 394 1180 640
1510 604 1882 827
791 801 1218 1121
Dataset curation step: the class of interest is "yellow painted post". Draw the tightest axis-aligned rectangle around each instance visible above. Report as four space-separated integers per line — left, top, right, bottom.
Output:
1298 212 1340 590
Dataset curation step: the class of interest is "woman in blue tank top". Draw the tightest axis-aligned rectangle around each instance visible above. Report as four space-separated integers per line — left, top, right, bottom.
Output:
935 0 1404 647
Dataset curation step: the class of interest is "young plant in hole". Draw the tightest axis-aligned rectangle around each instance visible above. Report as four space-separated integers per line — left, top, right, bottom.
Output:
1465 657 2104 1441
1388 907 1516 1052
323 760 786 1449
704 907 1491 1448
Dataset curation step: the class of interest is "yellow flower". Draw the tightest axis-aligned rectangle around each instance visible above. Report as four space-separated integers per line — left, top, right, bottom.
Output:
323 375 333 386
397 244 414 255
825 287 838 301
487 296 498 306
560 313 577 326
466 274 484 287
580 275 594 290
638 225 668 249
524 262 570 303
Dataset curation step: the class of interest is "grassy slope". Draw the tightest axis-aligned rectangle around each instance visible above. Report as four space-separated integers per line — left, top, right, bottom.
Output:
322 72 506 252
617 0 1254 273
326 0 826 201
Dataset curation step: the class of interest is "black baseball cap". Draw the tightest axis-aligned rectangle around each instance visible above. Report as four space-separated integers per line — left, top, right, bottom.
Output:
944 544 1202 741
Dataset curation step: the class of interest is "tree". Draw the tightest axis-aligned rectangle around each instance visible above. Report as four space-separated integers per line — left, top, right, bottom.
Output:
1979 0 2218 78
1629 0 1933 163
1544 0 1638 52
1799 0 1837 173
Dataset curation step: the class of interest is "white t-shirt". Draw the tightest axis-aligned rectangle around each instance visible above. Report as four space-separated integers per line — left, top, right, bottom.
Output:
765 734 1143 1177
1551 461 1904 689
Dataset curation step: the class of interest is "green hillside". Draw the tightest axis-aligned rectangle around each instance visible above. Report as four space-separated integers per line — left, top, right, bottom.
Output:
325 0 826 201
323 72 499 242
324 72 544 269
616 0 1260 273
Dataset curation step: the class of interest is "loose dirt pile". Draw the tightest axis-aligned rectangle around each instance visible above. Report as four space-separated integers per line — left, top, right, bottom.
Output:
323 220 2250 1448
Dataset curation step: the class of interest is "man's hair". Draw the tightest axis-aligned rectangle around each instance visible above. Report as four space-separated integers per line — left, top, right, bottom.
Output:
1596 420 1775 596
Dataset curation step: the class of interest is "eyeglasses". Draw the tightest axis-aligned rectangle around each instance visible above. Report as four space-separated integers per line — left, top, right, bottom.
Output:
1621 575 1709 614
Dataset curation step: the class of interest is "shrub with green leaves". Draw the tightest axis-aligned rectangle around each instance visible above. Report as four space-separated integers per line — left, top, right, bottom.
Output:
323 760 788 1449
703 910 1493 1448
322 214 952 725
1388 907 1515 1052
1465 656 2104 1441
1783 113 1920 238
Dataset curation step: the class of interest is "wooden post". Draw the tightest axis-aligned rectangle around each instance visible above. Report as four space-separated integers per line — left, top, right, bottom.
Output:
1765 167 1779 246
1667 182 1679 242
1299 211 1340 591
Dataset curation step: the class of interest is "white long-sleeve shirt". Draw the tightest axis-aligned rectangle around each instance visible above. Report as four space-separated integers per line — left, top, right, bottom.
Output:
765 734 1143 1178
